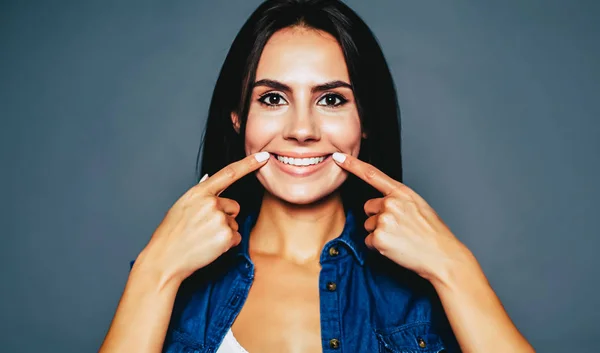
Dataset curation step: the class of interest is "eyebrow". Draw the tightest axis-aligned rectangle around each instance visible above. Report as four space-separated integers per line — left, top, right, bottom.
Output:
252 79 353 94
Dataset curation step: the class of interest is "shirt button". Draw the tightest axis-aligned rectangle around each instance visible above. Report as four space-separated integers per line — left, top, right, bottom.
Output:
329 338 340 349
326 281 337 291
328 246 339 257
417 337 427 348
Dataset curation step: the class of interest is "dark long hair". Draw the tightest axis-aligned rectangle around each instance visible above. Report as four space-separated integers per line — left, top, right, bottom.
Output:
198 0 402 225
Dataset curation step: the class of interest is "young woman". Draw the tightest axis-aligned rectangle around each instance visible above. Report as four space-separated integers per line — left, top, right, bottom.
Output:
100 1 535 352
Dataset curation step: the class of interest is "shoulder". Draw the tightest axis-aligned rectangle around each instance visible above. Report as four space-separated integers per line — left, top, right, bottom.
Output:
163 254 242 351
365 252 435 298
170 254 239 325
173 253 239 305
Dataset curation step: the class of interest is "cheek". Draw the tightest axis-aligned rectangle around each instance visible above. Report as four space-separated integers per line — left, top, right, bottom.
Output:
321 116 362 155
243 113 281 154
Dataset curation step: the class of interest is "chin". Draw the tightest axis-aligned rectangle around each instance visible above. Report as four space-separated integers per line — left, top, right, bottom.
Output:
271 187 337 205
257 172 347 206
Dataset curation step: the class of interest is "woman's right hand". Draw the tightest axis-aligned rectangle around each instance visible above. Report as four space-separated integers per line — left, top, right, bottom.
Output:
134 152 270 285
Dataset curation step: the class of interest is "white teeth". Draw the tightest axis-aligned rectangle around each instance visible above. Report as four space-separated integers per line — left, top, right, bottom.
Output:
276 155 326 166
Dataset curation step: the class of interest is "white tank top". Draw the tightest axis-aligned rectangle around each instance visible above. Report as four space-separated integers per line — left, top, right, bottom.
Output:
216 328 249 353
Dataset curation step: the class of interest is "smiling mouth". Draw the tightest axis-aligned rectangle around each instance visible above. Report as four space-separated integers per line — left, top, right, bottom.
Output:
273 154 331 167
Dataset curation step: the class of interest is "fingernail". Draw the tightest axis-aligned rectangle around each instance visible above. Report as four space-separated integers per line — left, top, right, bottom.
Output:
332 152 346 163
199 174 209 183
255 151 270 162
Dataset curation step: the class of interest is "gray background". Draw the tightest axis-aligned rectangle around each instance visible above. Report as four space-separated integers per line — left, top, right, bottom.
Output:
1 0 598 352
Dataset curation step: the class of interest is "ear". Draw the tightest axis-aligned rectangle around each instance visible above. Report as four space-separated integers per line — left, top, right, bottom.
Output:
231 112 241 134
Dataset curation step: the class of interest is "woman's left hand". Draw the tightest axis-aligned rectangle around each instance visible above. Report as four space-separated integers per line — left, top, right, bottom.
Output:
332 152 472 282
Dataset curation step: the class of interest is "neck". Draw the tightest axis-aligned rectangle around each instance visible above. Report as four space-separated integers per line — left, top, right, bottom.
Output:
249 191 347 265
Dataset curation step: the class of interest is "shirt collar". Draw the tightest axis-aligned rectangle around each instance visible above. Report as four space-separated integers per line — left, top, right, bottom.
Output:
235 209 367 266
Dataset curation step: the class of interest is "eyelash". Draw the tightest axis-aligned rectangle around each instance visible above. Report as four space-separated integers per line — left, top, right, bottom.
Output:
257 92 348 109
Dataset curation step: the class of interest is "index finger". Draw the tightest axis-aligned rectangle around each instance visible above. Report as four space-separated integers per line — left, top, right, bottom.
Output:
202 151 270 195
332 152 399 195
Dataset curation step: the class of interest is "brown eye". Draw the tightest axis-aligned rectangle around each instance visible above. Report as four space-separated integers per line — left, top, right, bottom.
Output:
317 94 347 107
258 93 288 107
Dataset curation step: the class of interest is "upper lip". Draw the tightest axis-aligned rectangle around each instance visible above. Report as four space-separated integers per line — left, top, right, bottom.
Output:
271 151 332 158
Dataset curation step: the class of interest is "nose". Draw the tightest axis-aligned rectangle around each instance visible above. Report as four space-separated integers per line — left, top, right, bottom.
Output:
282 106 321 143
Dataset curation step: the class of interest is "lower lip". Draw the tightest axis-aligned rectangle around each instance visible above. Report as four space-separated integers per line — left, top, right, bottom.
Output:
271 155 332 177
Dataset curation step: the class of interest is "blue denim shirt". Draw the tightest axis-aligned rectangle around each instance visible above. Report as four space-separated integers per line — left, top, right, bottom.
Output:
131 210 461 353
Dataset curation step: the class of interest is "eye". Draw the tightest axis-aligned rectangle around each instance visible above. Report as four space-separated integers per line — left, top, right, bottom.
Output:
258 93 288 108
317 93 347 108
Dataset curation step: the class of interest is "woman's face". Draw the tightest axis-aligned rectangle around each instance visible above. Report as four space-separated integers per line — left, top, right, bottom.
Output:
234 27 363 205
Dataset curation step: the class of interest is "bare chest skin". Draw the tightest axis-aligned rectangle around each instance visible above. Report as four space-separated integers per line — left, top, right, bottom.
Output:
231 253 323 353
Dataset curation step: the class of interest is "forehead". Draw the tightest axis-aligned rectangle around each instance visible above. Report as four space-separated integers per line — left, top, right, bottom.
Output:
255 27 350 83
